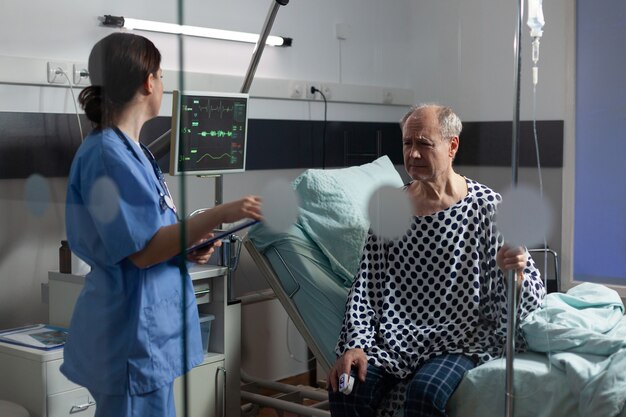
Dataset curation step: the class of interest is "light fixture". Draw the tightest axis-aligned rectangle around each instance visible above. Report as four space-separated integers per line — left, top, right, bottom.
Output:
100 15 292 47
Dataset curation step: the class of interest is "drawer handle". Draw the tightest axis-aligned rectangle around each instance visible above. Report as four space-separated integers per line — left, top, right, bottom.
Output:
194 289 211 296
69 400 96 414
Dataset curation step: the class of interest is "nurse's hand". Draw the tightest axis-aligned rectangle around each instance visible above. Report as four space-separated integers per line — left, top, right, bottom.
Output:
187 234 222 264
218 196 263 224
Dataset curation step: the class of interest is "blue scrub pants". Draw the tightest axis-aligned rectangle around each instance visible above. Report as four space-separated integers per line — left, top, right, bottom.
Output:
89 383 175 417
328 354 475 417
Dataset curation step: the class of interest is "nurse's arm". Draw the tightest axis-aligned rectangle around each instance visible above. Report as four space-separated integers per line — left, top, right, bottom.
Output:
128 196 262 269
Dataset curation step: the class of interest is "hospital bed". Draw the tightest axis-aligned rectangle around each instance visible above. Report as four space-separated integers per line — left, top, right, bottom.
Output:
243 156 626 417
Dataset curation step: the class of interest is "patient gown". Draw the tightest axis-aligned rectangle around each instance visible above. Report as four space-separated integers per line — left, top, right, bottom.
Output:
336 178 546 379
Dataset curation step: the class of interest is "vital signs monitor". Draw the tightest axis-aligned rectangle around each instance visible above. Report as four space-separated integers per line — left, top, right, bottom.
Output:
169 90 249 176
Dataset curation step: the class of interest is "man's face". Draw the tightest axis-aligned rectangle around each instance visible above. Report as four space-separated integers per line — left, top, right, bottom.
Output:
402 108 457 182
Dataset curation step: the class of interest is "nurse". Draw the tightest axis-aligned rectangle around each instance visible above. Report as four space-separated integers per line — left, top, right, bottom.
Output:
61 32 262 417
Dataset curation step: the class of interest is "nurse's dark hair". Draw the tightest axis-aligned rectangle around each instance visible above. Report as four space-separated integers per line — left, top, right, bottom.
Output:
78 33 161 129
399 104 462 139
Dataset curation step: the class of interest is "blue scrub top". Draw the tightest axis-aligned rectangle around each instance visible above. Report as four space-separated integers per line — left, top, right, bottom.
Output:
61 128 203 396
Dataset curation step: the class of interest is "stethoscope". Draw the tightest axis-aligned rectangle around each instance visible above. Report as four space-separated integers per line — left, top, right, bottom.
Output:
113 127 179 220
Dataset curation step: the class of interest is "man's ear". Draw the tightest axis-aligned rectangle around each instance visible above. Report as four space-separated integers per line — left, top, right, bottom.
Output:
449 136 459 158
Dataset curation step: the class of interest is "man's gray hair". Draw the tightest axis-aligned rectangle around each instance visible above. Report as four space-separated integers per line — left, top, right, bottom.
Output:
400 104 462 139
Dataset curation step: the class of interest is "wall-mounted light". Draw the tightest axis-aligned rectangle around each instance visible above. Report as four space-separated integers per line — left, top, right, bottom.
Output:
100 15 292 47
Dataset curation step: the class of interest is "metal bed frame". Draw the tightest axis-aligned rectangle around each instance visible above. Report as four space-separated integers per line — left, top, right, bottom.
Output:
242 237 332 416
242 237 561 417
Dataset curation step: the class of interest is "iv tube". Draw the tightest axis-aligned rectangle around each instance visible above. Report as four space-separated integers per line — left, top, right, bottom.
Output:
531 38 540 85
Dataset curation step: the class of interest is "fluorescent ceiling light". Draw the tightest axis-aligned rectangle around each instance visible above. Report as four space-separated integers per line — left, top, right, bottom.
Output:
101 15 292 47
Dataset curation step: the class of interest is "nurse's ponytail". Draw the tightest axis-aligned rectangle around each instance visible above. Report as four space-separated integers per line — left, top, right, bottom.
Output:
79 33 161 130
78 86 103 126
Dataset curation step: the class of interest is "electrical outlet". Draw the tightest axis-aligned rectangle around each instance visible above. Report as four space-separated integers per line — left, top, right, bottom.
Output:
306 83 317 100
320 84 332 100
289 81 303 99
47 62 68 84
335 22 350 40
382 89 394 104
73 63 90 85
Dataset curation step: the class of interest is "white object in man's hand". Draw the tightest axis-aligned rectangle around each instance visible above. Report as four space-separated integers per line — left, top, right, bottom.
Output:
338 373 354 395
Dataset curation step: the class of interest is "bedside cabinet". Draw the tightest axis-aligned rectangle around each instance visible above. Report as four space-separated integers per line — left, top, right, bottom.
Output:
0 343 95 417
23 264 240 417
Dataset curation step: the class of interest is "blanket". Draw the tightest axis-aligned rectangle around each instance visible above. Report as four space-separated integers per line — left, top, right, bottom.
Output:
520 283 626 417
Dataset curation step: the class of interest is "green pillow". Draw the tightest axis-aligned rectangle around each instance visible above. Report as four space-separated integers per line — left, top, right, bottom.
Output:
293 155 404 287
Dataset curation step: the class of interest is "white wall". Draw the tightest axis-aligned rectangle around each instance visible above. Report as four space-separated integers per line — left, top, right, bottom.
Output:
0 0 570 381
408 0 568 122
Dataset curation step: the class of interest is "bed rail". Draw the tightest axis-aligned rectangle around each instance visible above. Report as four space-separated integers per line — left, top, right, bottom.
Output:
243 237 333 374
240 369 330 417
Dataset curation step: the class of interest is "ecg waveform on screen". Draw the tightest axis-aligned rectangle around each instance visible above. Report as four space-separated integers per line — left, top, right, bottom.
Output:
180 151 240 166
177 94 247 172
195 152 234 162
196 100 235 120
197 130 234 138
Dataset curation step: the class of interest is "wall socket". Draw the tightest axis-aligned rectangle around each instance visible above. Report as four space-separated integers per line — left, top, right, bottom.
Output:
47 62 68 84
73 64 90 86
306 83 317 99
382 89 394 104
289 81 303 99
306 83 332 100
320 84 332 100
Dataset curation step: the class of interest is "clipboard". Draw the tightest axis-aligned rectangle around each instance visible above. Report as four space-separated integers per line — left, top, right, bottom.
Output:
0 324 68 350
185 220 260 253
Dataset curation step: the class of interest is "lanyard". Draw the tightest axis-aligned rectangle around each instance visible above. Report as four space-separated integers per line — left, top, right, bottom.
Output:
112 128 179 219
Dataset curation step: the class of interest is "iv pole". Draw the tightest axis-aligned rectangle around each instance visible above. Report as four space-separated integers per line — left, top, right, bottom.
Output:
219 0 289 304
216 0 290 207
505 0 524 415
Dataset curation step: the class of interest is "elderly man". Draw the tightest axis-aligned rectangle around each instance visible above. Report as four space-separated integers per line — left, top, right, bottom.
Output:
327 104 546 417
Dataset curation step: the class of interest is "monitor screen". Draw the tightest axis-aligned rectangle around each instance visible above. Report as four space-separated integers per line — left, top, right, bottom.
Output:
169 90 249 176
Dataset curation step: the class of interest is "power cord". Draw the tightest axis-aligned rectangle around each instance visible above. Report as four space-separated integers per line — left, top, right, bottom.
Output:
56 68 84 142
310 86 328 169
285 315 317 368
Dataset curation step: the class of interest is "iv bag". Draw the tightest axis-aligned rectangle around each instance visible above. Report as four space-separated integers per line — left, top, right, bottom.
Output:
527 0 545 37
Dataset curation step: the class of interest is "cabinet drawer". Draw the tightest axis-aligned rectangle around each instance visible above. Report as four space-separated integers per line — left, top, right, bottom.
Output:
193 279 212 305
47 387 95 417
174 359 225 417
46 359 82 395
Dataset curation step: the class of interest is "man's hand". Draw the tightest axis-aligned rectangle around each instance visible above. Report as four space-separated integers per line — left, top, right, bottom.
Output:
496 243 527 272
328 348 368 392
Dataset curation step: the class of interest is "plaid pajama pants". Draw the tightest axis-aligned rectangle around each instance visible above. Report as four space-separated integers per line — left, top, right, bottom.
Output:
328 354 475 417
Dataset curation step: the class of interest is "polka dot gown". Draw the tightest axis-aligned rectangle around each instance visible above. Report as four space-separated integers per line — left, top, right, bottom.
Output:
336 178 546 379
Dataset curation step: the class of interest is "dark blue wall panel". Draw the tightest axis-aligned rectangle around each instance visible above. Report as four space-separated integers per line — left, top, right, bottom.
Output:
574 0 626 283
